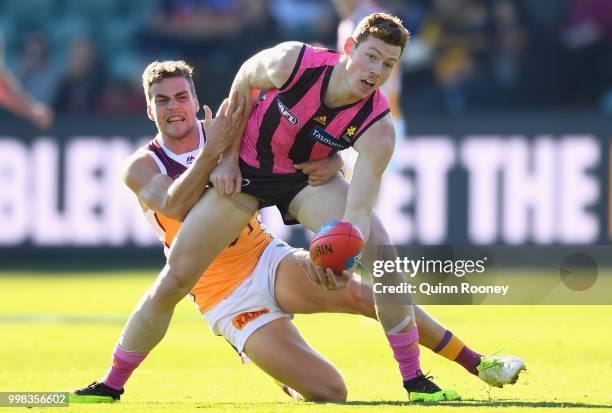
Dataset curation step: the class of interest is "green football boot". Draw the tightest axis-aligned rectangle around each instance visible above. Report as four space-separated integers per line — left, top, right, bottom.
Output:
69 381 123 403
403 371 461 402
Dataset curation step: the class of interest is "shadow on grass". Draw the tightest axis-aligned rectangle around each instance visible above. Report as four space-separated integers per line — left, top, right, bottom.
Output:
194 399 612 409
338 399 612 409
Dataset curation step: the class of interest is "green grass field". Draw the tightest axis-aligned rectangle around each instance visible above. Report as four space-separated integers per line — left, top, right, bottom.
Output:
1 271 611 413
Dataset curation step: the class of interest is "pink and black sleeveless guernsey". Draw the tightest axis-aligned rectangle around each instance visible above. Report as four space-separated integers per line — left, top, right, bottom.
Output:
239 44 390 174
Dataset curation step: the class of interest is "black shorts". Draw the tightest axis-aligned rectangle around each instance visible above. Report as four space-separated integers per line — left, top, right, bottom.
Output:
239 159 309 225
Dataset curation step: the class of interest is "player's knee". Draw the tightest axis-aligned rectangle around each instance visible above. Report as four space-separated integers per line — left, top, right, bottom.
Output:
325 380 348 401
343 278 369 315
165 255 202 290
356 286 377 319
148 267 193 311
170 270 197 293
305 380 347 402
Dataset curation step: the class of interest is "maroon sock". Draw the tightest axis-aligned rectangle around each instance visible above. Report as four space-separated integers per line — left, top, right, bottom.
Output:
455 346 482 375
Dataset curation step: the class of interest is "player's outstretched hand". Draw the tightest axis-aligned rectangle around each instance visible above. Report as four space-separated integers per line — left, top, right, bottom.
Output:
305 260 350 291
295 153 343 186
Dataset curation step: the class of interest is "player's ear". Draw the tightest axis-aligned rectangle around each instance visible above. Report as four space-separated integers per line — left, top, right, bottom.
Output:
344 37 356 55
146 103 154 121
194 95 200 114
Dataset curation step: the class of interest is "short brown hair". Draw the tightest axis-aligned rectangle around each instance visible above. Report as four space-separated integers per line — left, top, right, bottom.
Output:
352 13 410 52
142 60 196 102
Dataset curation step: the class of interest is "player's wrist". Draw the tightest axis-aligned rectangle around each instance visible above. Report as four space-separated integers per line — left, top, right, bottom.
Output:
220 146 241 162
195 147 222 165
221 152 240 162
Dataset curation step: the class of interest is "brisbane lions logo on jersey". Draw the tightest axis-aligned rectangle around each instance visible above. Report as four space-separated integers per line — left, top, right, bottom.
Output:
276 99 299 125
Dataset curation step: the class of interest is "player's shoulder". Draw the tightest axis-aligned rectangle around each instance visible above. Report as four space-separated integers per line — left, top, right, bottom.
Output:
274 42 339 91
272 41 338 66
269 42 304 69
272 41 305 57
364 112 394 137
371 110 394 130
301 43 340 68
123 147 162 181
354 112 394 150
264 42 304 89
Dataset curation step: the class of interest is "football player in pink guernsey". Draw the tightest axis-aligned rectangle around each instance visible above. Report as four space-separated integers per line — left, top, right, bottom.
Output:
106 14 522 403
214 12 456 401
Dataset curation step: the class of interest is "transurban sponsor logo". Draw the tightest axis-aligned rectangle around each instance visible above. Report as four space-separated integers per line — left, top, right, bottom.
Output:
277 100 299 125
309 127 347 149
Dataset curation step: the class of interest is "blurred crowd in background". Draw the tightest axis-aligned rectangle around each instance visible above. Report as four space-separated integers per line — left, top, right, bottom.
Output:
1 0 611 118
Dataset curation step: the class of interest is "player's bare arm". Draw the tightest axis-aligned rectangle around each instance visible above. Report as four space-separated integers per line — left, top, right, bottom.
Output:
343 114 395 241
123 96 245 220
212 41 306 195
295 153 344 186
232 41 305 94
0 63 53 129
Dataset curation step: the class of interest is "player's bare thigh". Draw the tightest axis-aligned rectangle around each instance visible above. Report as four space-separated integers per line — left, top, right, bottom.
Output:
274 250 376 318
243 317 347 401
273 255 440 347
166 189 259 284
288 174 347 231
288 175 390 247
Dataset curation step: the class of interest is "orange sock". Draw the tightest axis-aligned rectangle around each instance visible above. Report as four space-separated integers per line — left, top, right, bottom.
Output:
433 330 482 375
